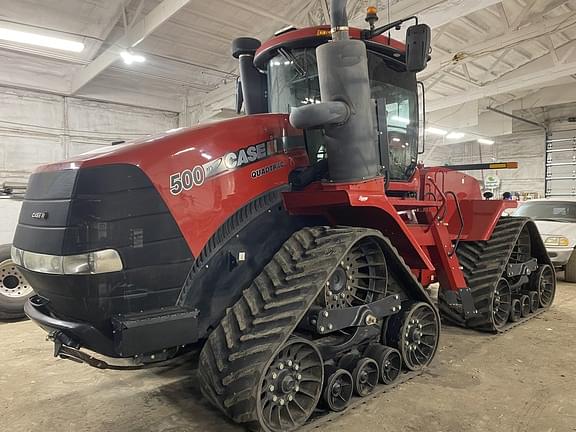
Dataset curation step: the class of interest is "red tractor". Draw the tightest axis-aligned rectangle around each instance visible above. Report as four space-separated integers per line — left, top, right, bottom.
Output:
13 1 554 430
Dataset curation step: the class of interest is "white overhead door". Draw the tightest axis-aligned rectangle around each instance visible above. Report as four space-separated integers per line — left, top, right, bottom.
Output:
546 129 576 197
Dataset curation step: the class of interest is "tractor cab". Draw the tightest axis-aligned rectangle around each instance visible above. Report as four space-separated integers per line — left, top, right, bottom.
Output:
234 18 430 183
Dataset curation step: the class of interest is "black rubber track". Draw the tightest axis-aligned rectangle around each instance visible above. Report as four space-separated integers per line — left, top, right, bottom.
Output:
198 226 436 431
438 216 554 332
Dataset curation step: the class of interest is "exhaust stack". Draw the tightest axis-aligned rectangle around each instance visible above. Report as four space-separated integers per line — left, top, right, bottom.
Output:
290 0 380 182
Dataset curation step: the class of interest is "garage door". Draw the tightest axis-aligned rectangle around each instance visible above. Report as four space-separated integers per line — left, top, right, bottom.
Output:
545 129 576 197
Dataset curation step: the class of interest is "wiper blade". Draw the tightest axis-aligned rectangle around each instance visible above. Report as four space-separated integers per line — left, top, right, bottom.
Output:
278 48 306 77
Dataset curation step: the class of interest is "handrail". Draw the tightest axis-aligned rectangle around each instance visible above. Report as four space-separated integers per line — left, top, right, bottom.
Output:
446 191 464 257
426 175 448 222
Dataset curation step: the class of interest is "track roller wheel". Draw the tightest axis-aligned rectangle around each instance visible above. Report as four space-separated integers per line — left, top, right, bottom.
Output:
258 338 323 432
352 357 379 397
322 367 353 412
388 302 439 371
510 299 521 322
528 291 539 313
520 295 531 317
531 264 555 308
364 344 402 385
491 278 512 329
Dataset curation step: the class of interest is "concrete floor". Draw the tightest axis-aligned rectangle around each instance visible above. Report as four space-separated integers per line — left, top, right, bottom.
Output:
2 282 576 432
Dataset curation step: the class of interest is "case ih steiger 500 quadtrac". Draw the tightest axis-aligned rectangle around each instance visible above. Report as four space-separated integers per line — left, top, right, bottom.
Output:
13 1 555 430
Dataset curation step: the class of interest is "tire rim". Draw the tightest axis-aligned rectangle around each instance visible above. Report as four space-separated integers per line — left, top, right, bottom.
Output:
399 303 440 371
258 338 323 432
322 237 387 310
379 348 402 384
492 278 512 328
352 358 379 397
323 368 353 412
537 265 555 307
0 259 33 299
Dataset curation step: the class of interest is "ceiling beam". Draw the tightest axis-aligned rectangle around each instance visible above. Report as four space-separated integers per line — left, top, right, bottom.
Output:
420 12 576 81
393 0 502 29
70 0 190 94
427 45 576 112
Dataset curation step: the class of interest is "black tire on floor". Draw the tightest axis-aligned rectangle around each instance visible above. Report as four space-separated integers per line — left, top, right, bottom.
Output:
564 249 576 283
0 244 34 320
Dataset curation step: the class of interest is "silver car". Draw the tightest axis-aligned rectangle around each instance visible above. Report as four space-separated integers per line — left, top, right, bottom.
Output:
514 198 576 282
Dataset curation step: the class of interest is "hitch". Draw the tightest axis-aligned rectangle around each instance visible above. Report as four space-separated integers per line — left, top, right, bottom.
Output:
51 331 159 371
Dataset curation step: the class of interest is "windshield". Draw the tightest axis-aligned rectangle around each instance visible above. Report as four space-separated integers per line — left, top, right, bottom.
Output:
515 201 576 222
267 47 418 180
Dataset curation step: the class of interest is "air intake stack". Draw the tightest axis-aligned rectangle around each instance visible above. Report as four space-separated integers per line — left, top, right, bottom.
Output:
290 0 380 182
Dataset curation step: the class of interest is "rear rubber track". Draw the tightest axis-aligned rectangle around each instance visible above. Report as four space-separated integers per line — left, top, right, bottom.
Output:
439 216 553 332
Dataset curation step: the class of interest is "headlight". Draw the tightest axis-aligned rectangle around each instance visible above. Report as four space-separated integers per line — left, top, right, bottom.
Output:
544 236 570 247
10 246 123 275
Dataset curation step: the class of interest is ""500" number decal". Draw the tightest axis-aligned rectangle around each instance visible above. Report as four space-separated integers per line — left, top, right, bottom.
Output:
170 166 205 195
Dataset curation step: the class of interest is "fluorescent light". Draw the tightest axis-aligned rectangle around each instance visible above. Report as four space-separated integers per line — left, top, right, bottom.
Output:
426 127 448 136
477 138 495 145
446 131 465 139
391 116 410 125
120 50 145 65
0 27 84 52
392 137 401 142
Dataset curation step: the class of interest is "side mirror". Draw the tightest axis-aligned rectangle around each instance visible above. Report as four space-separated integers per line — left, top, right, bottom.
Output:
405 24 431 72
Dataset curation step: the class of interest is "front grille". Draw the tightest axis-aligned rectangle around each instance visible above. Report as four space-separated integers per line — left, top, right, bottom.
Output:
13 164 194 326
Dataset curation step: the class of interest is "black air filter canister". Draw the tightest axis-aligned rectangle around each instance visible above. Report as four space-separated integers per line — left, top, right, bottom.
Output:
316 39 380 182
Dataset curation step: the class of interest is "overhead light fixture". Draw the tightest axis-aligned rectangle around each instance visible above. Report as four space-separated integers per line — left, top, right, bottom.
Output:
120 50 145 65
0 27 84 52
446 131 465 139
426 127 448 136
392 137 401 142
390 116 410 125
477 138 495 145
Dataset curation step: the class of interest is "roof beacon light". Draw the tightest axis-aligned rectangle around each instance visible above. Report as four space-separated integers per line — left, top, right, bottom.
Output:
365 6 379 30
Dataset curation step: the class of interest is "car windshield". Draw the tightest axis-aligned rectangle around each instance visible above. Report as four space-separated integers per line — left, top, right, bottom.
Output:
515 201 576 222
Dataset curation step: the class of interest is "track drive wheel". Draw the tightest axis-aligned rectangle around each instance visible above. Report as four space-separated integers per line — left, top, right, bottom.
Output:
258 338 323 432
388 302 440 371
322 367 353 412
531 264 555 308
365 344 402 385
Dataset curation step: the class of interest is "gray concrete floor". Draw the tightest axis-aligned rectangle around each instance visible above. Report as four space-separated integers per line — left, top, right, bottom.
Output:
2 282 576 432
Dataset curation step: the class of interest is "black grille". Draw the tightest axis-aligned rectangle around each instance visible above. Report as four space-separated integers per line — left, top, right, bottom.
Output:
14 164 194 326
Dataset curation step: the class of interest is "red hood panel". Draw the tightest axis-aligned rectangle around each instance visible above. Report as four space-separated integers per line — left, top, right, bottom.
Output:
34 114 306 256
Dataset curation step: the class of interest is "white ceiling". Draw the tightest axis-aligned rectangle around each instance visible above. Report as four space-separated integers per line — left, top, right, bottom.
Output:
0 0 574 120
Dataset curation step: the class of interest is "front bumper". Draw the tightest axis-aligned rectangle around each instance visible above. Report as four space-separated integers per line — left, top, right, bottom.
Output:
545 246 574 267
25 294 200 359
25 295 117 357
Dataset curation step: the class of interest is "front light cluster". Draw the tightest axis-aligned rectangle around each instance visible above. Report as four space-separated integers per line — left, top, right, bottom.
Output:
544 236 570 247
11 246 123 275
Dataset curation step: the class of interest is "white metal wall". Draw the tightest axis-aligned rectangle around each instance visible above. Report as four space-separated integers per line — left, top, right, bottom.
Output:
426 131 546 195
0 86 179 245
0 87 179 185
